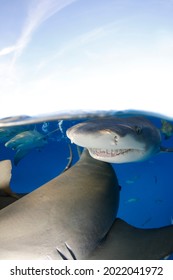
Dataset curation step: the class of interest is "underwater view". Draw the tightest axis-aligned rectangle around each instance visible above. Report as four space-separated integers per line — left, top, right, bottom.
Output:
0 112 173 260
1 0 173 262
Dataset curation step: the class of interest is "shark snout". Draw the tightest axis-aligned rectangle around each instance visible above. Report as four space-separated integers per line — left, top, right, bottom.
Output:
67 124 144 151
67 127 117 149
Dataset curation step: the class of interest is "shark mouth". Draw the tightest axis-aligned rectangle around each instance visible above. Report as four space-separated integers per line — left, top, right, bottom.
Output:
89 148 143 158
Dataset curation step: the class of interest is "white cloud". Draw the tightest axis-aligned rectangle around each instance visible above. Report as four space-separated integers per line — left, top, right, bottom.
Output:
0 0 77 62
0 45 19 57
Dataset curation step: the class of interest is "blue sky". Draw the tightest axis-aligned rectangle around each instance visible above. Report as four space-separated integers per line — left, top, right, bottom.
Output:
0 0 173 118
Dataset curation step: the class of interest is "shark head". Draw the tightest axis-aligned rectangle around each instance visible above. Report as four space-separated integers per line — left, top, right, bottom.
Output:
66 116 162 163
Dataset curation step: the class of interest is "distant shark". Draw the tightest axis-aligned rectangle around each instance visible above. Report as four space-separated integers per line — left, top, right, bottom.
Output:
0 150 173 259
0 125 32 143
67 116 173 163
4 127 60 166
0 142 72 210
5 130 48 165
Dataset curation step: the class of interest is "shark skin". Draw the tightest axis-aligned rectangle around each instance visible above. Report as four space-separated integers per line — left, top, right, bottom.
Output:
87 219 173 260
1 151 173 260
57 219 173 260
66 116 164 163
0 150 119 260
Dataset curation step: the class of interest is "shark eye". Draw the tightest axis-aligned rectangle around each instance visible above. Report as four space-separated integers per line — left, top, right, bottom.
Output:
135 126 142 135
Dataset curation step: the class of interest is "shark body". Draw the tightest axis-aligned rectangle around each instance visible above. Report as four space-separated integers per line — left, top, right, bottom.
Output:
5 130 48 165
88 219 173 260
67 116 164 163
0 150 173 259
0 150 119 259
0 125 32 143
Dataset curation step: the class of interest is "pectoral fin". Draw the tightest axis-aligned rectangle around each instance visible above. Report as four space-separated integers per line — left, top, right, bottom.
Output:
88 218 173 260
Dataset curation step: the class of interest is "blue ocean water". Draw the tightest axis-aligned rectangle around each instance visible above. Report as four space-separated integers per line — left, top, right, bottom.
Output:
0 113 173 259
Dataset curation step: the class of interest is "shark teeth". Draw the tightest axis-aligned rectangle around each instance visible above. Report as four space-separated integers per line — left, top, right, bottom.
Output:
89 148 135 157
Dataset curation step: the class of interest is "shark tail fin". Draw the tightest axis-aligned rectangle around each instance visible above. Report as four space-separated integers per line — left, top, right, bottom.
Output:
0 160 12 195
89 218 173 260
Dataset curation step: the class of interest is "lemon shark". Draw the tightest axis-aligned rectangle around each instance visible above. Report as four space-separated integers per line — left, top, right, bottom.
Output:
5 127 60 166
0 150 119 259
0 150 173 260
5 130 48 166
0 143 71 210
0 125 32 144
67 116 173 163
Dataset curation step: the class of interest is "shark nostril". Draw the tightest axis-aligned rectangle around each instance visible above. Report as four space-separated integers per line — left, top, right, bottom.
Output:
114 135 118 144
